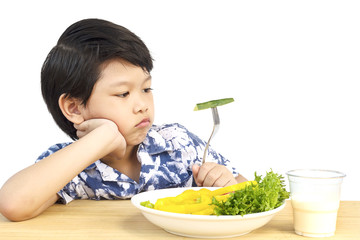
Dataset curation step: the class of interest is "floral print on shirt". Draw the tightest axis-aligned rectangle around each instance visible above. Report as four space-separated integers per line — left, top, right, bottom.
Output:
36 123 239 204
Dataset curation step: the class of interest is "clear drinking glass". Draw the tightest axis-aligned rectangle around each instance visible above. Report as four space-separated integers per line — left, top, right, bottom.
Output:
287 169 346 237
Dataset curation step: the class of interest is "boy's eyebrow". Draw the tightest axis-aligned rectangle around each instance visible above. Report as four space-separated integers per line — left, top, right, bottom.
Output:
144 75 152 82
110 75 152 87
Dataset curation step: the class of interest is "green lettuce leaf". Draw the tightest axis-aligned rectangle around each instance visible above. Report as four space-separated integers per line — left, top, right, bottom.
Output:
212 170 289 216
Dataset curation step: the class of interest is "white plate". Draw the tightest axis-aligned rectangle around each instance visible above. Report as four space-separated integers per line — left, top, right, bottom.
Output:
131 187 286 238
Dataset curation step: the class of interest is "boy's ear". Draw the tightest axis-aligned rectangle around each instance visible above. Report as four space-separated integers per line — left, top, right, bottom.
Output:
58 94 85 125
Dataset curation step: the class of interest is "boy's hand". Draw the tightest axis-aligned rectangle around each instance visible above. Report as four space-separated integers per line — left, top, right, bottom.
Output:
192 162 237 187
74 119 126 157
74 118 115 138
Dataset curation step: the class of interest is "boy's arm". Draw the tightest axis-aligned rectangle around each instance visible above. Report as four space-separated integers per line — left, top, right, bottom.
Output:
0 120 124 221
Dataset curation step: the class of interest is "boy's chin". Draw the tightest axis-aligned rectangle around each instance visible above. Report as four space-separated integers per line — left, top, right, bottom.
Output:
127 132 149 146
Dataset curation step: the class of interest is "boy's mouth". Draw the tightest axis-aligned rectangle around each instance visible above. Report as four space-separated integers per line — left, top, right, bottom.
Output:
135 118 151 128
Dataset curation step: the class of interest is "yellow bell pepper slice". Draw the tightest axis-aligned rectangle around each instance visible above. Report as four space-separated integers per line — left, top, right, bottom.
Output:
151 180 257 215
191 193 231 215
210 181 257 196
191 205 216 215
155 194 212 214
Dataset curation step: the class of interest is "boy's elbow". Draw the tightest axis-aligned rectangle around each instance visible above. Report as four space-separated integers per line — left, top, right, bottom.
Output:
0 192 58 221
0 204 22 222
0 197 35 221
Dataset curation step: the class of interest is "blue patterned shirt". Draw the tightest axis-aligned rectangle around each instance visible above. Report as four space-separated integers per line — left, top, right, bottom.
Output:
36 123 239 204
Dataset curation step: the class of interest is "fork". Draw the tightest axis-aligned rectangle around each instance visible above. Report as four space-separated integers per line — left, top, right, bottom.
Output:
202 107 220 164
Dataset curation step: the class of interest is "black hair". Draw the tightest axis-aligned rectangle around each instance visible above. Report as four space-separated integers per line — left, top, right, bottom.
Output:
41 18 153 140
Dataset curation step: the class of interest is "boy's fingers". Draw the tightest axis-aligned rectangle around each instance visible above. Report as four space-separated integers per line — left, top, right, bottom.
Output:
196 163 237 187
202 167 222 187
192 164 201 186
74 121 87 131
213 175 236 187
194 163 217 186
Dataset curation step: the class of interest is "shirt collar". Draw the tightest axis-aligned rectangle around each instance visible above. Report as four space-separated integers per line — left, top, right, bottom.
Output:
95 160 125 181
84 125 173 182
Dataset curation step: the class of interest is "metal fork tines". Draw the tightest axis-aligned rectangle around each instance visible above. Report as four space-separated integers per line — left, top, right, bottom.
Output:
202 107 220 164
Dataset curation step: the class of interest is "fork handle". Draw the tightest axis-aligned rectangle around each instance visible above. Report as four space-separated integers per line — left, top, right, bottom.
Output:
202 124 217 164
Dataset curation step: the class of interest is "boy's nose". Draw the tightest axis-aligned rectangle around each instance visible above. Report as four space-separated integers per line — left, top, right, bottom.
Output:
133 97 148 113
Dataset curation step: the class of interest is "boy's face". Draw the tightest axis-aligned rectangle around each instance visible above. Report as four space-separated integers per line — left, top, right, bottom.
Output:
80 59 154 146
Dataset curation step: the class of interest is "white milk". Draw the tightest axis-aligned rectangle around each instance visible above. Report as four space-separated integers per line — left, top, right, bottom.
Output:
287 169 345 237
291 198 340 237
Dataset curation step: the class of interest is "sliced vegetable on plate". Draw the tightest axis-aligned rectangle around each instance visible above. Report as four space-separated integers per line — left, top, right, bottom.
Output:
131 170 289 238
141 170 289 216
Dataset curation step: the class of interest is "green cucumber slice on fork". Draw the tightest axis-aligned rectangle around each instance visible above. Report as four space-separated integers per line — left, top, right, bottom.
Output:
194 98 234 111
194 98 234 163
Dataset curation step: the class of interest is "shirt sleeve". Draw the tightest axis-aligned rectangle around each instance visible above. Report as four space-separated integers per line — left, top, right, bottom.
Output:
36 143 72 162
171 124 240 177
56 175 95 204
36 142 78 204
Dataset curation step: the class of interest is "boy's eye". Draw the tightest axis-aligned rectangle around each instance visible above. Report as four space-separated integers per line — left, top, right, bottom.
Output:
116 92 129 98
143 88 153 93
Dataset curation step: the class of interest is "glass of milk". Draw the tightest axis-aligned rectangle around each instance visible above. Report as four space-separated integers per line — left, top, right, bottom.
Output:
286 169 346 237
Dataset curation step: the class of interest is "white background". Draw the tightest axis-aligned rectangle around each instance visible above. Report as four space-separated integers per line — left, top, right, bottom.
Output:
0 0 359 200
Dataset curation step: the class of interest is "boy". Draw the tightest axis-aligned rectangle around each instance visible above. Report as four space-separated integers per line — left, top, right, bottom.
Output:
0 18 246 221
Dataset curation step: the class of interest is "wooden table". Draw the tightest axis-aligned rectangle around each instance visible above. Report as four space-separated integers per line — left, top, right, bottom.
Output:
0 200 359 239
